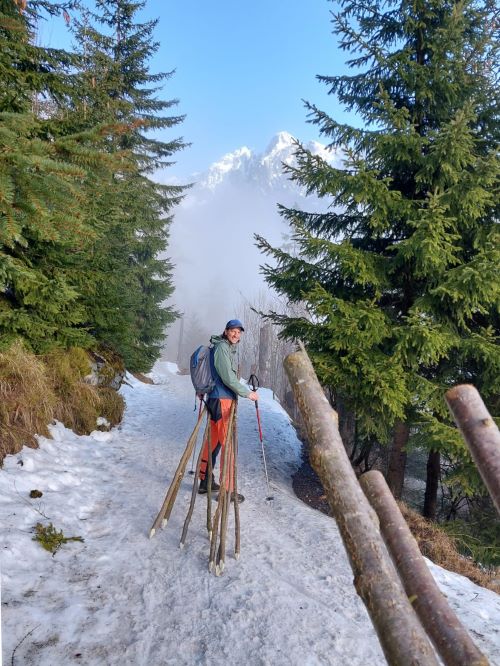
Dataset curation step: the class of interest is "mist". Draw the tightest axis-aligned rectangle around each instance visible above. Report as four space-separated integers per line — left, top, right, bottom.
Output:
159 133 340 367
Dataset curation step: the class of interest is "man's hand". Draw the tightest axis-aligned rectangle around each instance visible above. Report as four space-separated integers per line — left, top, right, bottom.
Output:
248 391 258 401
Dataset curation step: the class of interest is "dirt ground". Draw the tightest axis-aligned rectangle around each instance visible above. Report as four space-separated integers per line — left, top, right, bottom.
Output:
292 446 331 516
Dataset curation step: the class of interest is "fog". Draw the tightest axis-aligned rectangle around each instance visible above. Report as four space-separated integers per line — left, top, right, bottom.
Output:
159 133 340 367
163 181 296 365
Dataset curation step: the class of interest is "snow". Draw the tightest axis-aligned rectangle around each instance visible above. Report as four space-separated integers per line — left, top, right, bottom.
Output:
1 363 499 666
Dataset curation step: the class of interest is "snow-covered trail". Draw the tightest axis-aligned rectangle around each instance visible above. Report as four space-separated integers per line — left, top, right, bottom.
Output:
1 363 499 666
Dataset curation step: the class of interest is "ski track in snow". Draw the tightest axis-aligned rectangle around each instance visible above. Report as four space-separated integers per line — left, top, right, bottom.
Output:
1 362 499 665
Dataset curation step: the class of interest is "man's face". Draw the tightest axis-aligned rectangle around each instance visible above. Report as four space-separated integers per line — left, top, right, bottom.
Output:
226 327 242 344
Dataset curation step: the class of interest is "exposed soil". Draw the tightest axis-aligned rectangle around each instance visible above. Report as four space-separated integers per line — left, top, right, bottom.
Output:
292 445 331 516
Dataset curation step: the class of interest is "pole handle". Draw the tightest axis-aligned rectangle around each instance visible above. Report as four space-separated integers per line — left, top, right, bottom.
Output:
249 373 259 392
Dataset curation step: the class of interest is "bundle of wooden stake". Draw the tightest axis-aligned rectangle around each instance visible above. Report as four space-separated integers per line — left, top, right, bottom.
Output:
149 402 241 576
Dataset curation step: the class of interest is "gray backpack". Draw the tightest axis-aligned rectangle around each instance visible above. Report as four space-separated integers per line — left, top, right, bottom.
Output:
190 345 215 396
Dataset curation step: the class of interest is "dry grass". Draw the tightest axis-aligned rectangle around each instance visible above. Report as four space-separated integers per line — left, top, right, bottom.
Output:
399 502 500 594
98 387 125 426
44 348 101 435
0 341 125 462
0 341 55 457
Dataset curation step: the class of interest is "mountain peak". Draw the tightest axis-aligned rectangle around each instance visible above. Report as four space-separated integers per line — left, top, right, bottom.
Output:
194 132 340 195
265 131 297 154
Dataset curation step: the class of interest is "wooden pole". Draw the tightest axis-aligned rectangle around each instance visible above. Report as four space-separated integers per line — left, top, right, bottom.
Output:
215 405 237 576
445 384 500 515
206 424 214 537
216 465 232 575
179 431 206 548
233 410 241 560
360 470 488 666
209 403 236 573
149 407 207 537
284 350 438 666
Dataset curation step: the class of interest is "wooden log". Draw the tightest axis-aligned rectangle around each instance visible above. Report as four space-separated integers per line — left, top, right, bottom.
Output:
284 350 438 666
360 470 488 666
445 384 500 515
149 407 207 537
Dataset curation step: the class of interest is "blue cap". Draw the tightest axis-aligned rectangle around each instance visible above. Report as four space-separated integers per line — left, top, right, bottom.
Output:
225 319 245 331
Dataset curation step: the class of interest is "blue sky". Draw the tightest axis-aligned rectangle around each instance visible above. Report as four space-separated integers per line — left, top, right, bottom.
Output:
41 0 351 179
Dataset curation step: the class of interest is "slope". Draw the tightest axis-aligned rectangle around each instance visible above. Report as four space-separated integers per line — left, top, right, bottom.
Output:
0 363 499 665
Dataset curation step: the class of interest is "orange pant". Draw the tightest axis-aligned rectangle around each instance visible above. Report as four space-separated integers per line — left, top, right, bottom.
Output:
199 398 235 492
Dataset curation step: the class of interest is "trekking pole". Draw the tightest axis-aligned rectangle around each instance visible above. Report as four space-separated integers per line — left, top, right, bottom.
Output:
248 374 273 501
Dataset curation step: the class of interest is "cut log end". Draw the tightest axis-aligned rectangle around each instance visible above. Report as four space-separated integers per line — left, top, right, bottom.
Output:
161 519 168 528
149 528 156 539
234 552 240 561
179 542 185 550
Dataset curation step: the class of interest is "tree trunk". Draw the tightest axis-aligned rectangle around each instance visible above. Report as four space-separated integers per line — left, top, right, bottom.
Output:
445 384 500 515
176 316 185 368
258 324 273 389
386 421 409 499
284 350 438 666
423 450 440 520
336 395 356 457
360 471 488 666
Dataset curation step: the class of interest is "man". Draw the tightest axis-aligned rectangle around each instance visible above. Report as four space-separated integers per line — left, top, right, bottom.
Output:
198 319 258 502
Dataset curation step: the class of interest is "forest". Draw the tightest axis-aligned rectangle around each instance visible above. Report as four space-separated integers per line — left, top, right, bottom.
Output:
1 0 499 569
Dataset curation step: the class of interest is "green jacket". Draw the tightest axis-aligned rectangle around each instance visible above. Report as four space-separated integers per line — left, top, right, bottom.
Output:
209 335 250 399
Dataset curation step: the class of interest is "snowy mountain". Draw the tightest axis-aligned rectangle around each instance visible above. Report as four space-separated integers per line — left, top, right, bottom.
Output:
1 364 499 665
199 130 337 195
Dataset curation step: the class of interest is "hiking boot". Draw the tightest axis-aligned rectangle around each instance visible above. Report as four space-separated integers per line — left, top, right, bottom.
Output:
215 492 245 503
198 475 220 494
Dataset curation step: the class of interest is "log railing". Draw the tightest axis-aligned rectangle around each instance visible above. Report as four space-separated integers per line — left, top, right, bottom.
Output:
445 384 500 516
284 350 490 666
284 350 439 665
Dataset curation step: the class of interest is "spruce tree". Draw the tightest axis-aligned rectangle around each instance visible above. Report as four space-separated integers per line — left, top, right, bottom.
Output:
257 0 499 512
65 0 186 371
0 0 94 352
